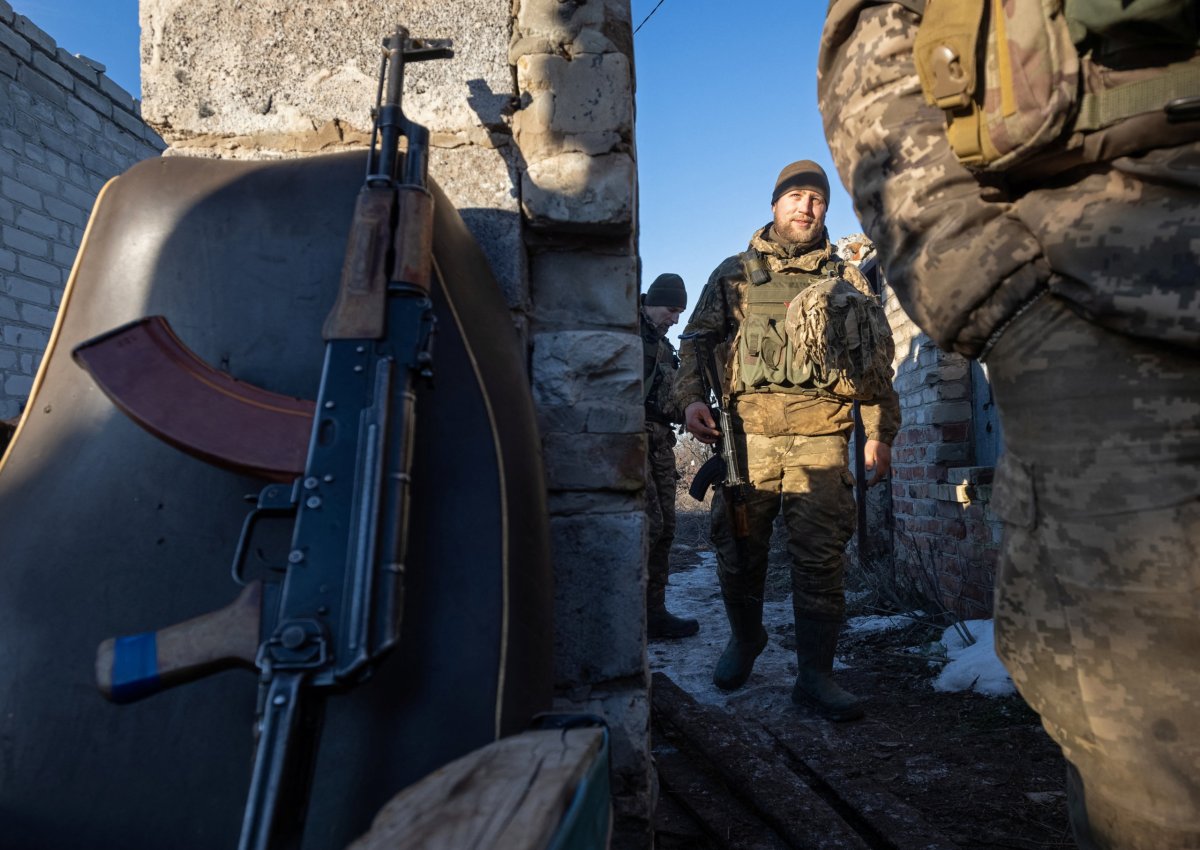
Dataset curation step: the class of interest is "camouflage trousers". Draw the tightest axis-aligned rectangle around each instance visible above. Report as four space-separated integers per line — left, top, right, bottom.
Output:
986 295 1200 849
645 422 679 610
711 431 856 621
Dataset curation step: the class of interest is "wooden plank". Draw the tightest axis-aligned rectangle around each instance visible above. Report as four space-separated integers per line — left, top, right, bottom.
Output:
653 725 792 850
651 673 870 850
759 718 961 850
347 728 605 850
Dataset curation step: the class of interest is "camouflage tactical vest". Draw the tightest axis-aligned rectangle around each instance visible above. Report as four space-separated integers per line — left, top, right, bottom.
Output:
914 0 1200 177
642 320 678 424
731 255 893 402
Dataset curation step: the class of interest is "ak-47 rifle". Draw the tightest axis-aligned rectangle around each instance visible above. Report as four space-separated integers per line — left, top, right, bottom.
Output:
680 332 749 538
88 28 452 850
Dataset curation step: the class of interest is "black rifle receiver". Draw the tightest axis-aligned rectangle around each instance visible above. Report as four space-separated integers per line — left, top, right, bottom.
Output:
94 27 453 850
680 332 750 538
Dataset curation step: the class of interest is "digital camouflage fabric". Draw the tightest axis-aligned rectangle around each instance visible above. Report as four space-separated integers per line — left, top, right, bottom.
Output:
820 1 1200 845
985 296 1200 850
819 1 1200 358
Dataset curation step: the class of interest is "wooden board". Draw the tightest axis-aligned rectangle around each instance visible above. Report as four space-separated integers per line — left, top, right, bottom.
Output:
350 728 608 850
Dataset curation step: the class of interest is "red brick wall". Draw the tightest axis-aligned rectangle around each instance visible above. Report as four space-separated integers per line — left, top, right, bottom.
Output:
879 282 1001 619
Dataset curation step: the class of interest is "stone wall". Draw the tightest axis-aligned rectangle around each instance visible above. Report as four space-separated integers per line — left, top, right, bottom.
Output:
510 2 650 844
0 1 164 420
140 0 650 843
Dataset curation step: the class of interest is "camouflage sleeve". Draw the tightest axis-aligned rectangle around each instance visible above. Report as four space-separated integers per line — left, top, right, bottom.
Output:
672 256 741 411
859 371 901 445
659 359 684 425
818 0 1050 357
841 262 902 443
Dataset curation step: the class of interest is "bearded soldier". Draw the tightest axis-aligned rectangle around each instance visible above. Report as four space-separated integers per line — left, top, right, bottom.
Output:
675 161 900 721
641 273 700 640
819 1 1200 845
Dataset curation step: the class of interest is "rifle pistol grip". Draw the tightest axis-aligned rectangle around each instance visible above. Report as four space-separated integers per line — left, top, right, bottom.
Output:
96 581 263 703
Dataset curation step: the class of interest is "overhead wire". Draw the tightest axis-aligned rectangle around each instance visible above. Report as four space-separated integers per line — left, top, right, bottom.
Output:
634 0 668 34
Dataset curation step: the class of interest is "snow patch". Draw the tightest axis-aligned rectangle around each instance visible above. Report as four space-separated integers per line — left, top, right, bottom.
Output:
931 619 1015 697
845 612 924 635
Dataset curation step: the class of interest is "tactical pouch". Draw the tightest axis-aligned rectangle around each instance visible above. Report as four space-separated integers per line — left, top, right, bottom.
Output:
738 314 788 389
914 0 1080 171
914 0 1200 174
741 251 771 286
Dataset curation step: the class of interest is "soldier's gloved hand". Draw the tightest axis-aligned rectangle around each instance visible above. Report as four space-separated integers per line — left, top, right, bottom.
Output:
685 401 720 445
864 440 891 486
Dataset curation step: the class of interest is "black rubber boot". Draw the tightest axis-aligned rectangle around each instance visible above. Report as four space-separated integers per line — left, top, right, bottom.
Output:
712 594 768 691
791 617 864 721
648 604 700 639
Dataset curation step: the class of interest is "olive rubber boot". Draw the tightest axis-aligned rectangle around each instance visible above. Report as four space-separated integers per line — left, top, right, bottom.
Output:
712 594 768 691
791 617 864 722
647 581 699 640
648 604 700 640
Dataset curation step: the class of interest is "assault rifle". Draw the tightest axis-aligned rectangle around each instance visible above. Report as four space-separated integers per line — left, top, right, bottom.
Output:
86 28 452 850
680 332 749 538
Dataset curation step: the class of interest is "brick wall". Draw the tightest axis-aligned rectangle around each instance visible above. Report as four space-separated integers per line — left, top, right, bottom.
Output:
884 284 1000 618
0 0 163 420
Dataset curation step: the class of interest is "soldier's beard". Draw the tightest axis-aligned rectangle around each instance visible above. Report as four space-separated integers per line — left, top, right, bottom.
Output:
642 308 672 337
773 216 823 248
768 207 825 250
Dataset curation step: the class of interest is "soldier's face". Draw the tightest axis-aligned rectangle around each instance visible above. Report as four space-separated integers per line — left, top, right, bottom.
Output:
772 188 827 245
643 304 684 332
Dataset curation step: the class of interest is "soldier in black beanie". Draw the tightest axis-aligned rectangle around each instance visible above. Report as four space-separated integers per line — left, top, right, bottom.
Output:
641 273 699 639
675 160 899 720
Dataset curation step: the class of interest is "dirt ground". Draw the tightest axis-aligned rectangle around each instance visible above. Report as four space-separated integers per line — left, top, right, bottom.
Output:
650 510 1074 850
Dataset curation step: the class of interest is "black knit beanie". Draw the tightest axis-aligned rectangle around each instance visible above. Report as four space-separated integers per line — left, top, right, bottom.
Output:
644 273 687 308
771 160 830 205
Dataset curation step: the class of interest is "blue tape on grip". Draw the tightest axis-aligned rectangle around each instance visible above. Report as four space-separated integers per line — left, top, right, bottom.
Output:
110 632 161 703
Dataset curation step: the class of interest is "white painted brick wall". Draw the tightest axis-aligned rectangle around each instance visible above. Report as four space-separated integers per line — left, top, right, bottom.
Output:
0 0 164 419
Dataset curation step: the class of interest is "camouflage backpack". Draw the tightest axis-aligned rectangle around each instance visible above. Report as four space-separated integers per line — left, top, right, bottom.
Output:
783 278 894 403
732 259 893 403
914 0 1200 175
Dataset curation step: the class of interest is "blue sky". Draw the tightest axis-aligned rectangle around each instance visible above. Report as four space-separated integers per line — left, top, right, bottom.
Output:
10 0 140 95
630 0 861 325
13 1 861 328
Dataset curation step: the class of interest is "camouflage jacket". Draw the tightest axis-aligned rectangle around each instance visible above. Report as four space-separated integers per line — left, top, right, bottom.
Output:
642 312 682 426
674 226 901 444
818 0 1200 357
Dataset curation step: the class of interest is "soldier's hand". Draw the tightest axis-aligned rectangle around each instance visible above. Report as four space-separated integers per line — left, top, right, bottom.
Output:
864 440 891 486
685 402 720 444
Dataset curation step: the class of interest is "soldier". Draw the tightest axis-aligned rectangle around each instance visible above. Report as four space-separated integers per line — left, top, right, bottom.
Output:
819 2 1200 846
675 161 900 721
641 273 700 640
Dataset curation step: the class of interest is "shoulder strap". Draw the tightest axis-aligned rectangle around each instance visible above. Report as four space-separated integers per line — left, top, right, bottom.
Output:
1075 60 1200 130
739 249 771 285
